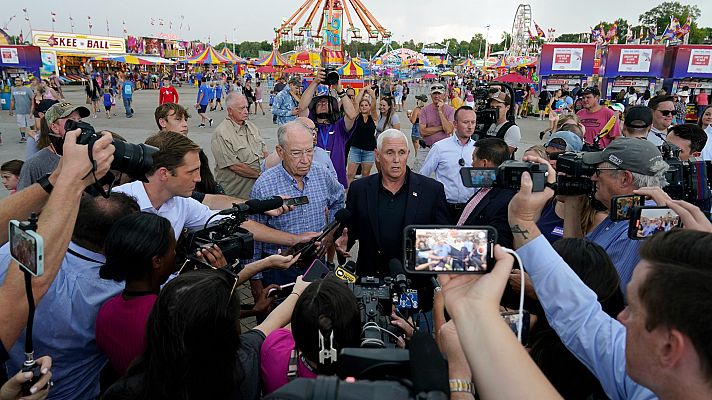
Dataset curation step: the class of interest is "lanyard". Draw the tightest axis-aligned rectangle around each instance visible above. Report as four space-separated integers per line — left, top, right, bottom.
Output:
318 125 330 150
67 248 103 264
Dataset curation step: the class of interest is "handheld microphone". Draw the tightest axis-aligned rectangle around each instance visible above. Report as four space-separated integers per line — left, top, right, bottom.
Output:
388 258 408 296
334 260 358 283
314 208 351 242
286 209 352 262
218 196 284 215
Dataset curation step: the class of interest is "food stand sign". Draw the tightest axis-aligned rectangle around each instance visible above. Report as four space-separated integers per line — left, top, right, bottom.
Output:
619 48 652 73
552 47 583 71
32 30 125 54
1 48 19 64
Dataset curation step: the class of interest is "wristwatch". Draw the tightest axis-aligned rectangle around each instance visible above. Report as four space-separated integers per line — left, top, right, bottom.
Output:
337 90 347 98
449 379 475 395
37 173 54 194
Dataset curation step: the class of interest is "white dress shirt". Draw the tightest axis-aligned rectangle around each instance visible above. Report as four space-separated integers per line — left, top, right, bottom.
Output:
419 134 476 203
701 125 712 161
114 181 223 239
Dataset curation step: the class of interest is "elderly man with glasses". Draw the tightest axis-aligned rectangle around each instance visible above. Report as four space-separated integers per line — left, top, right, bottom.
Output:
561 138 669 289
249 120 345 289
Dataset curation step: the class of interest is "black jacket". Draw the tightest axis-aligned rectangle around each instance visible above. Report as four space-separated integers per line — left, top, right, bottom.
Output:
460 187 516 249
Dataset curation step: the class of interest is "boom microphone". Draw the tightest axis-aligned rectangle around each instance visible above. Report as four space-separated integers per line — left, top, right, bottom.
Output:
218 196 284 215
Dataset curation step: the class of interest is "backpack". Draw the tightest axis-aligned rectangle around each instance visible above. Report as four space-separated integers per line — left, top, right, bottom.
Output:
491 121 515 139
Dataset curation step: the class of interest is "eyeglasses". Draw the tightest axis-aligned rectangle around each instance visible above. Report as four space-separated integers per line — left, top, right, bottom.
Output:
288 147 315 159
594 167 620 177
657 110 675 116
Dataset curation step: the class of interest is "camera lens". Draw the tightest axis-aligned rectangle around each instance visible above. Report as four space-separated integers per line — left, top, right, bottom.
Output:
111 142 158 179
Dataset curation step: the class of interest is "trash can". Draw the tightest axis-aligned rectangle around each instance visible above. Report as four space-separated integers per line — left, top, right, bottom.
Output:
0 91 11 111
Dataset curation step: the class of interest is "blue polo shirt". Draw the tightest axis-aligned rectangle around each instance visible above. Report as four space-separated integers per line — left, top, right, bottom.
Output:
215 84 223 98
197 84 210 105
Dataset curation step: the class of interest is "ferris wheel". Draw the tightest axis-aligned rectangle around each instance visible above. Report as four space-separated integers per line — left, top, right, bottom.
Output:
510 4 532 56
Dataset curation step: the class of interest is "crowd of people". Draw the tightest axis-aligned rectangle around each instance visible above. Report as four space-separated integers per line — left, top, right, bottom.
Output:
0 61 712 400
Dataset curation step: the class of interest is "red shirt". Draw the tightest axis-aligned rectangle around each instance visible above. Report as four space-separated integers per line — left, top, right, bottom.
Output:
159 85 179 104
576 106 621 148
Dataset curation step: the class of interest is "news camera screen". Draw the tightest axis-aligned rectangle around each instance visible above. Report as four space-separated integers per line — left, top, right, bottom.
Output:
413 228 490 272
10 222 39 275
634 208 681 239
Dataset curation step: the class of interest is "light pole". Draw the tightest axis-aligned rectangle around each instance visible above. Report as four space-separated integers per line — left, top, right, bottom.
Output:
484 24 491 60
233 28 237 53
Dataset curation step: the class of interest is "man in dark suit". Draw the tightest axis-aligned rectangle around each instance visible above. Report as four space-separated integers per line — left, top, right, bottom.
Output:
456 137 516 248
335 129 449 279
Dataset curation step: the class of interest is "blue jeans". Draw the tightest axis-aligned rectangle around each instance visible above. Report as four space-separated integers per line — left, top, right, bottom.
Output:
122 97 133 116
348 147 375 163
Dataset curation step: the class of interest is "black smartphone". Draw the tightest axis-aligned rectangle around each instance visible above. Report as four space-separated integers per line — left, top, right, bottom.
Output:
610 194 645 221
303 259 331 282
267 282 296 299
403 225 496 273
628 206 682 240
460 167 497 188
284 196 309 207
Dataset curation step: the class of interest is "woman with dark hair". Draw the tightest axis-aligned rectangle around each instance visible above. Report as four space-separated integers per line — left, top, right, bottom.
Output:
510 238 625 399
375 96 400 136
346 88 378 186
95 213 176 378
103 269 309 400
260 276 361 394
698 105 712 161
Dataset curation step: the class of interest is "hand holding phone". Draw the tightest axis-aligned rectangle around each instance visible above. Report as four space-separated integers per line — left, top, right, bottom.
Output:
9 220 44 277
404 225 496 274
267 282 296 299
628 206 682 240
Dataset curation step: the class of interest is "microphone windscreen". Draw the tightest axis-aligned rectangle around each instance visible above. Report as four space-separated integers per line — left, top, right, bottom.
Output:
244 196 284 214
388 258 406 278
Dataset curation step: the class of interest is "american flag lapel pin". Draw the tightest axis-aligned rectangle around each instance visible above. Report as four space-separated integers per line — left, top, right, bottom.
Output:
412 192 418 197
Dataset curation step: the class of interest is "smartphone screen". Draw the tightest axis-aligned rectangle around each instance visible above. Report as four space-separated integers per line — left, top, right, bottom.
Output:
303 259 331 282
404 226 496 273
283 196 309 207
9 221 43 276
460 167 497 188
610 195 645 221
629 207 682 239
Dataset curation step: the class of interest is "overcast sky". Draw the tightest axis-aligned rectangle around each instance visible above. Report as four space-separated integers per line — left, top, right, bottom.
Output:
5 0 711 45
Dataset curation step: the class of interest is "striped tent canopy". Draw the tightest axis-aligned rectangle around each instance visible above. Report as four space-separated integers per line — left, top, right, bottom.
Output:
492 58 508 68
459 58 476 68
253 48 292 67
182 46 231 64
290 50 321 67
218 47 246 64
337 59 364 76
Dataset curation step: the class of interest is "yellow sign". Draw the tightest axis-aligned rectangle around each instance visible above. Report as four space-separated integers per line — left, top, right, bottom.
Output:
32 30 125 54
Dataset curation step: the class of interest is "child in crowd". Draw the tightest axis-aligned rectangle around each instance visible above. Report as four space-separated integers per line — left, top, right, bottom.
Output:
103 87 113 119
1 160 24 194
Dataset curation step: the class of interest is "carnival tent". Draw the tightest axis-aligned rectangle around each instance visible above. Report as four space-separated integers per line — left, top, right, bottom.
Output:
92 54 175 65
337 60 365 76
423 73 437 79
218 47 246 64
459 58 476 68
254 48 292 67
290 50 321 67
491 58 508 69
440 71 457 77
284 66 312 74
255 66 278 73
182 46 231 64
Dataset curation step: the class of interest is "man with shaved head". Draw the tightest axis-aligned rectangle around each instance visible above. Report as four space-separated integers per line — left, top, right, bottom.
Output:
211 92 269 198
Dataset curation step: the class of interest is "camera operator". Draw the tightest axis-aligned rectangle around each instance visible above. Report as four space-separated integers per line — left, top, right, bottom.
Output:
17 102 91 190
103 272 311 400
620 106 653 139
562 138 668 288
298 66 358 188
647 95 675 145
336 129 449 317
507 156 712 400
249 121 345 288
113 131 319 245
260 276 361 395
483 92 521 155
419 106 476 223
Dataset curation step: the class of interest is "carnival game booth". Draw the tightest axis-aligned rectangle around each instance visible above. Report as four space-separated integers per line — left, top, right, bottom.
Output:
599 44 666 101
337 59 366 89
0 45 42 110
663 45 712 121
538 43 596 92
32 30 126 83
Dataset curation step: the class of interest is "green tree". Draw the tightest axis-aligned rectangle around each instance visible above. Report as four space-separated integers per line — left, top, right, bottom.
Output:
555 33 586 43
639 1 701 37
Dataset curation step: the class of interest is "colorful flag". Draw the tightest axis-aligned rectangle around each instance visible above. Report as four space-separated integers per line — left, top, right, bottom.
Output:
528 28 535 41
534 22 546 38
676 15 692 38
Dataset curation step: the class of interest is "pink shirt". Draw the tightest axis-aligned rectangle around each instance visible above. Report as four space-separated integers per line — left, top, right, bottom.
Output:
697 93 708 106
260 328 317 395
576 107 621 148
419 103 455 146
95 293 158 376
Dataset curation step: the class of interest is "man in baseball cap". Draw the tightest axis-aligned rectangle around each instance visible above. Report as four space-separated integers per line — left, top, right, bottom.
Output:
16 102 91 190
417 82 455 147
621 105 653 139
568 138 669 287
